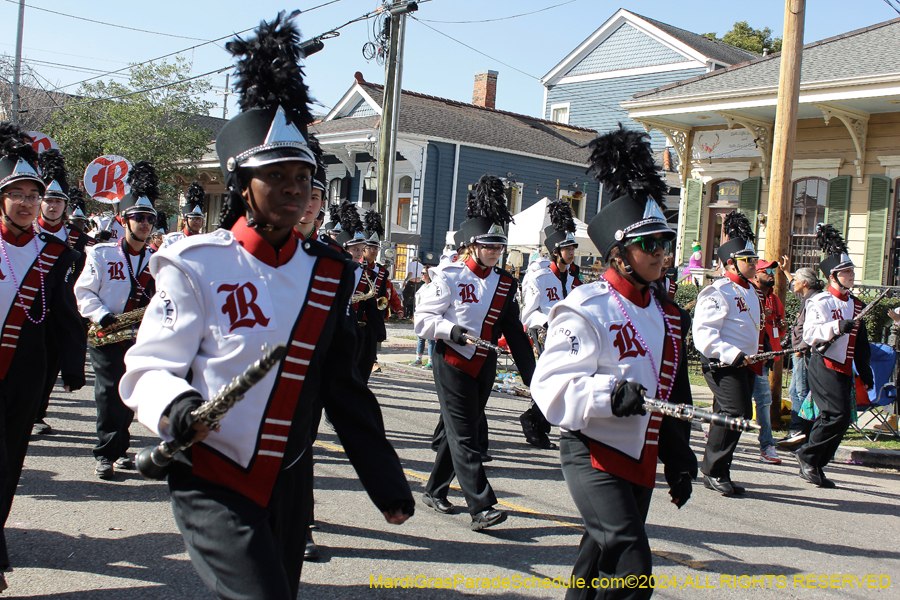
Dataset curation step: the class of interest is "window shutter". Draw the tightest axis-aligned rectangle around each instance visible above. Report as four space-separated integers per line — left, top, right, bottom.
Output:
679 179 703 264
862 175 892 285
824 175 852 235
738 177 762 238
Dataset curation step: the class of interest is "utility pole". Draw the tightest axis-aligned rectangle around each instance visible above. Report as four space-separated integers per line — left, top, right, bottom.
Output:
766 0 806 427
376 1 417 254
11 0 26 124
216 74 230 120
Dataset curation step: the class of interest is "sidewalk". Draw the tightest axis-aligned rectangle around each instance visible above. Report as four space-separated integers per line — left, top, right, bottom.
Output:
379 321 900 470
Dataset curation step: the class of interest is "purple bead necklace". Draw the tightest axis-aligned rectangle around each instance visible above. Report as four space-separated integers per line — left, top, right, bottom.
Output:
0 226 48 324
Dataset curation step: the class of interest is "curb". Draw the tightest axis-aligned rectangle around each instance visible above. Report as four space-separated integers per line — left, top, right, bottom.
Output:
834 445 900 470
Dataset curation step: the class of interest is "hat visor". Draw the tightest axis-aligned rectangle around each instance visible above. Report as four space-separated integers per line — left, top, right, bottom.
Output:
344 239 367 247
831 260 856 272
556 239 579 249
1 173 46 195
472 233 508 245
624 221 676 240
241 147 317 170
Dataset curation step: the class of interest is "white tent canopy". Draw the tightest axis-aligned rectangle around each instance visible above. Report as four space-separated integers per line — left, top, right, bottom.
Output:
507 197 597 256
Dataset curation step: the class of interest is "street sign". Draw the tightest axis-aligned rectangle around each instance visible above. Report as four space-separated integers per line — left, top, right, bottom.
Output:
83 155 132 204
28 131 59 154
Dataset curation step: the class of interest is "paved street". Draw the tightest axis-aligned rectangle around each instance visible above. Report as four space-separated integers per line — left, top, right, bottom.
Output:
7 354 900 599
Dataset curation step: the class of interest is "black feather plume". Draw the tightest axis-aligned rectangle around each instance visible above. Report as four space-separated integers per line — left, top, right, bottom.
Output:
465 190 478 219
328 202 342 222
471 174 513 227
126 161 159 203
68 188 86 213
816 223 847 255
0 123 38 166
39 149 68 193
586 123 668 203
364 210 385 239
186 181 205 211
155 211 169 233
722 210 755 243
548 199 575 234
338 201 363 235
225 11 313 127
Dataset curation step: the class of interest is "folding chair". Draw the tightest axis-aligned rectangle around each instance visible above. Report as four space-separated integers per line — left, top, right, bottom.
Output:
852 343 899 441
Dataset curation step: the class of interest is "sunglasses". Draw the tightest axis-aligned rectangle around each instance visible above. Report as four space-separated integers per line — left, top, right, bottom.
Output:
628 236 673 255
479 244 505 252
736 256 759 264
761 268 776 275
128 214 154 224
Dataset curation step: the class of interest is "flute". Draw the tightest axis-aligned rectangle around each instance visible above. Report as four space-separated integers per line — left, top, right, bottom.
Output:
462 333 510 355
136 343 287 480
709 347 796 371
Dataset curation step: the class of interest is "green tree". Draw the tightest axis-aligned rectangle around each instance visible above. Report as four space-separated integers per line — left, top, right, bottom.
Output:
45 56 215 217
702 21 783 55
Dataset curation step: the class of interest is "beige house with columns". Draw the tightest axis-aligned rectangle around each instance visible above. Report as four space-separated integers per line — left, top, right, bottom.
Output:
622 17 900 285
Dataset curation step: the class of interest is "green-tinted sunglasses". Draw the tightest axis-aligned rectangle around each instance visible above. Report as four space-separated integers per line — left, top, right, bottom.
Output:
628 236 673 255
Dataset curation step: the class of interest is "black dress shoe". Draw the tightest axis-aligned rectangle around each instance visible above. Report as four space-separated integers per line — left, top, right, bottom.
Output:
422 494 454 514
33 419 52 435
470 508 507 531
795 454 823 486
304 532 321 561
480 453 493 463
817 468 836 488
524 434 558 450
703 475 743 496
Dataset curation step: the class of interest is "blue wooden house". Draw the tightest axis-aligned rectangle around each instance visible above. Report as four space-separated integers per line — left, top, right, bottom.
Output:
309 73 599 274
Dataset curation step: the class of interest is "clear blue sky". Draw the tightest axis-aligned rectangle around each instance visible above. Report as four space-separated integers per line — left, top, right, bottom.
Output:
2 0 898 120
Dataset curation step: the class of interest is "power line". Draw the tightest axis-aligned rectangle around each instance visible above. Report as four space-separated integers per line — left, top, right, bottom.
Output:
0 42 130 66
417 0 581 24
0 0 207 41
883 0 900 15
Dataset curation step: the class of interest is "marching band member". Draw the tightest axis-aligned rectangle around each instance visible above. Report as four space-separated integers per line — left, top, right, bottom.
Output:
33 150 91 435
797 225 872 488
658 253 678 298
519 199 582 450
75 161 159 480
0 124 85 587
89 208 127 244
362 210 403 375
692 211 763 496
161 181 205 248
531 126 695 599
119 15 412 599
294 156 326 242
415 174 535 530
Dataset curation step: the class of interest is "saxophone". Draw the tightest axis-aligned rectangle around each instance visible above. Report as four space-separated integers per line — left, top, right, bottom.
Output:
88 307 147 347
350 272 377 304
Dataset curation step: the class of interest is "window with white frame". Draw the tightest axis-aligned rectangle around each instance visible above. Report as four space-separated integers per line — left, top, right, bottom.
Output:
559 189 585 221
504 181 524 215
550 102 570 125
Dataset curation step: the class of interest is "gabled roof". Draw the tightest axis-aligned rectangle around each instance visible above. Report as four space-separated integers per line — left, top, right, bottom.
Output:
542 9 756 86
629 17 900 103
312 76 598 165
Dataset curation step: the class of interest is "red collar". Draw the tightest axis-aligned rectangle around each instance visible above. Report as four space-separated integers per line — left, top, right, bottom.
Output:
465 256 492 279
38 216 64 233
725 269 749 288
604 267 650 308
828 285 849 302
1 221 35 246
231 216 297 268
120 237 143 256
183 227 197 237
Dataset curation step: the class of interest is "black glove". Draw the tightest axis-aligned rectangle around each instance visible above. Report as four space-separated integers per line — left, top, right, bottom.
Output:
610 380 647 417
96 230 112 242
667 473 693 509
838 319 856 334
449 325 469 345
98 314 117 329
62 373 86 392
731 352 747 368
165 393 206 446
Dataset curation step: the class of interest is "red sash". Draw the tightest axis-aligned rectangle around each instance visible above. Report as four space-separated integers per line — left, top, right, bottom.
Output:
443 272 513 378
351 270 368 313
191 257 344 506
0 241 65 378
824 297 863 375
590 300 683 489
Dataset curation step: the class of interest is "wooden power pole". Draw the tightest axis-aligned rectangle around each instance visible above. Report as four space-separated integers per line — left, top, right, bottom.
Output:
766 0 806 427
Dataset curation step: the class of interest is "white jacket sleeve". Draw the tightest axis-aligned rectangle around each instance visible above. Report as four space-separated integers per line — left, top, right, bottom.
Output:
803 300 840 347
74 247 111 324
119 257 206 439
520 276 548 328
414 275 455 341
692 286 741 364
531 306 617 430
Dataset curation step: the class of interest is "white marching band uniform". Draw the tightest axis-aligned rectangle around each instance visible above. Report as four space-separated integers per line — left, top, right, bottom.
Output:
75 240 153 324
692 273 762 366
520 257 576 328
802 290 862 364
88 215 127 243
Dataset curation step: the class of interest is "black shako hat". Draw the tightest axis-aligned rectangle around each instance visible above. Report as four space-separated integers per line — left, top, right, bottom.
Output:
334 201 366 247
39 148 69 202
119 161 159 218
457 174 513 246
717 211 757 264
544 199 578 254
215 12 317 191
0 123 45 194
183 181 205 218
584 125 674 260
816 223 854 277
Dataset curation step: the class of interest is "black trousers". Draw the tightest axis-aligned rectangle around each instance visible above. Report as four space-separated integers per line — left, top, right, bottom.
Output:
426 352 497 515
560 433 653 600
701 365 754 479
356 325 379 384
36 326 60 422
797 354 852 469
0 357 48 569
88 344 134 461
169 454 314 600
431 412 489 455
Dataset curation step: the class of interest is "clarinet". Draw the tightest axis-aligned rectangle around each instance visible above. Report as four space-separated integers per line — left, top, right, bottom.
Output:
462 333 510 355
136 344 288 480
816 287 892 353
643 395 758 432
709 347 797 371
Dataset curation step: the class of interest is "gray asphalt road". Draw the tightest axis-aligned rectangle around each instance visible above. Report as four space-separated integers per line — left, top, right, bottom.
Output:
7 364 900 598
